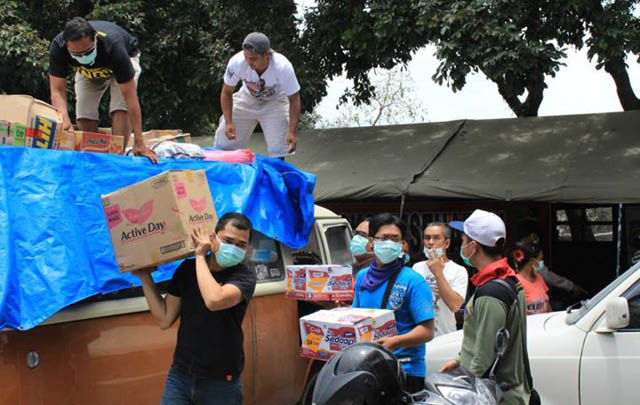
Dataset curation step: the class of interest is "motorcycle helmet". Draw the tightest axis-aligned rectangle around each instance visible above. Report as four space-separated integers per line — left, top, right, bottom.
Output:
312 342 407 405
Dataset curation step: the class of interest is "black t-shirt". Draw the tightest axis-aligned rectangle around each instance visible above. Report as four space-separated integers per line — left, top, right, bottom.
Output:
49 21 139 83
166 258 257 379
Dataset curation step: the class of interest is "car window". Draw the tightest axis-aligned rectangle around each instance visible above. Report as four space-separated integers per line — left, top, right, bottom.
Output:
323 224 353 266
622 278 640 331
247 230 285 283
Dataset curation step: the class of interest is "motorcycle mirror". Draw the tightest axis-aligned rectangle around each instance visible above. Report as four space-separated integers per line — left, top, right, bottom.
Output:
494 328 510 357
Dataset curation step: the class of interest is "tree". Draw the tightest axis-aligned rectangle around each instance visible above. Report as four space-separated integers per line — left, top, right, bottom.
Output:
318 67 428 128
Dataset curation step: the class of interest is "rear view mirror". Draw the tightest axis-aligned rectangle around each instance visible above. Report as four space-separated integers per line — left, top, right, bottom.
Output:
605 297 630 330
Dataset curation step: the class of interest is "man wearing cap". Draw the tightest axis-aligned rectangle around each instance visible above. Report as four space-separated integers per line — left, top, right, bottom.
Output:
49 17 157 162
440 210 533 405
214 32 301 158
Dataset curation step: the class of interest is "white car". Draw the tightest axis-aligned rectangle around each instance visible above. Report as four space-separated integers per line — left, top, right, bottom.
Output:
425 263 640 405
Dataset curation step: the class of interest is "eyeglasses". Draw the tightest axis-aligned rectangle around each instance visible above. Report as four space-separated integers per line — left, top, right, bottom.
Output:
373 236 402 243
68 37 97 57
354 230 369 238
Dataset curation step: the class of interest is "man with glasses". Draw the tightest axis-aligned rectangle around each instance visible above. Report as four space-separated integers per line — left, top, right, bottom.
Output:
49 17 157 162
214 32 301 158
134 213 257 404
352 213 435 393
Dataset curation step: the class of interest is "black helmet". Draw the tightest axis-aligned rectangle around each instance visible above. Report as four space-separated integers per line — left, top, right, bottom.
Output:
312 342 407 405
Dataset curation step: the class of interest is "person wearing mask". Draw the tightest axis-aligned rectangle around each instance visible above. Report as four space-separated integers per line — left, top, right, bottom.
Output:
508 242 551 315
519 233 588 300
440 209 533 405
214 32 301 158
413 222 468 337
350 218 376 274
134 213 257 404
352 213 435 393
49 17 157 162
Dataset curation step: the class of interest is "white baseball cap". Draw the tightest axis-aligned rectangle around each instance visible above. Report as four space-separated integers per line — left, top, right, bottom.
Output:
449 209 506 247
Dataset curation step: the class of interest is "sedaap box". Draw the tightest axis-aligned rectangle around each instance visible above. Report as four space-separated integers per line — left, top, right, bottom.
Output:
101 170 218 272
74 130 124 154
299 308 397 360
285 265 354 301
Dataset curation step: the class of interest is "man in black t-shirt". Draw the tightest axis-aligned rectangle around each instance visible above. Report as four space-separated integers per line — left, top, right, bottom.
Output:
134 213 257 404
49 17 157 162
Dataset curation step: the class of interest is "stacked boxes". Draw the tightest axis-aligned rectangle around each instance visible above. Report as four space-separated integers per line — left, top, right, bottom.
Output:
299 308 397 360
286 265 354 301
102 170 217 272
0 95 64 149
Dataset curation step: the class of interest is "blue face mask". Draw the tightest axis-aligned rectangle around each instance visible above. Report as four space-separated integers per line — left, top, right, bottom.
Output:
459 241 475 267
350 235 369 256
373 240 403 264
215 242 246 268
535 260 545 272
71 46 97 66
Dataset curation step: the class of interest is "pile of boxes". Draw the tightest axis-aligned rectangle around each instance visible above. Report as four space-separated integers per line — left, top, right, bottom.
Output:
286 264 354 301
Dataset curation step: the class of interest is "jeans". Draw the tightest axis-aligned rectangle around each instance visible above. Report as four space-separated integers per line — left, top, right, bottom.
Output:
160 365 243 405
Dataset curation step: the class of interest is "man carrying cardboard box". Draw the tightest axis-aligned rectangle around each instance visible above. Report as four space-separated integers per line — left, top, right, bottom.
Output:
134 213 256 404
48 17 157 163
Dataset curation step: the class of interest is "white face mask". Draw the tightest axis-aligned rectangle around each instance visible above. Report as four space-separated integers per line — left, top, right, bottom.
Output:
424 247 444 259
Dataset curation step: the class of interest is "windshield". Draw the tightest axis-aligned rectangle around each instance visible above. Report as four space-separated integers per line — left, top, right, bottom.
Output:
323 224 353 266
566 261 640 324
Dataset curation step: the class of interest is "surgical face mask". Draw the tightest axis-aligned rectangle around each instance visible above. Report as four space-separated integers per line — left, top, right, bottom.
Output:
350 235 369 256
373 240 403 264
70 46 97 65
215 242 246 268
424 247 444 259
459 241 475 267
535 259 545 272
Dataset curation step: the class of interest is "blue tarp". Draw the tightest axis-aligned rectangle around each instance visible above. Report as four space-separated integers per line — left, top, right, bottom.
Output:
0 147 316 330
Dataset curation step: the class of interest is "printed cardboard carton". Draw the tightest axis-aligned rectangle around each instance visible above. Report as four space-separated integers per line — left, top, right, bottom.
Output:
30 115 60 149
286 265 354 301
56 130 76 151
0 120 10 145
127 129 192 148
102 170 218 272
299 308 397 360
11 123 26 147
0 95 63 147
74 130 125 154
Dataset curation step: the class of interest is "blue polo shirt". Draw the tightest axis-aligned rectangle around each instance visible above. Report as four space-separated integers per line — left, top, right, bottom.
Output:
353 266 435 377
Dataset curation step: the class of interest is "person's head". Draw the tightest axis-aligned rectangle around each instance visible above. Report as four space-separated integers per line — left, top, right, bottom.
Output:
369 213 407 266
213 212 252 268
450 209 506 268
423 222 451 259
63 17 98 65
350 218 372 257
242 32 271 72
507 241 543 274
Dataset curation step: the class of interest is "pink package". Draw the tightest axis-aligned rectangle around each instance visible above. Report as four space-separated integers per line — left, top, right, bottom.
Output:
203 149 255 164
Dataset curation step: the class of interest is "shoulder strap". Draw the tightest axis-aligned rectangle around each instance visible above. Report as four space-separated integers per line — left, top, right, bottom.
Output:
475 278 517 308
381 268 402 309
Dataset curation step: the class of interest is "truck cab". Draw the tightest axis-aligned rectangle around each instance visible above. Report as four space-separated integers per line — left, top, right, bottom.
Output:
1 205 352 405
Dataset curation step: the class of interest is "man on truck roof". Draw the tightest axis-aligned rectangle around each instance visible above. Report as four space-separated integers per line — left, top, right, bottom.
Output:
134 213 257 404
49 17 157 163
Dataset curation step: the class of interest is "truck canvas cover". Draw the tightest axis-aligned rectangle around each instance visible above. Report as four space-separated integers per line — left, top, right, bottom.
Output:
0 148 315 330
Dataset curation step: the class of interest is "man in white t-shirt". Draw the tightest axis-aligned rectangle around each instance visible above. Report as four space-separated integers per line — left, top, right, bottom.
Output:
413 222 468 337
214 32 301 158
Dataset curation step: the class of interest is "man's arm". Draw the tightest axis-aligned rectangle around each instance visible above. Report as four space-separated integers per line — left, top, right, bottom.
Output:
49 75 72 130
118 79 157 163
376 319 434 351
429 257 465 312
135 269 181 329
194 254 244 311
286 92 301 153
220 84 236 140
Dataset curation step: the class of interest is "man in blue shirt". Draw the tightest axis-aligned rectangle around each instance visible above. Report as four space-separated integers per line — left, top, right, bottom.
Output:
352 213 435 393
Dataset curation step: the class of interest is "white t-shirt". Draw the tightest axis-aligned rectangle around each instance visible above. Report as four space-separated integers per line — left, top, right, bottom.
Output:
223 50 300 102
412 260 468 337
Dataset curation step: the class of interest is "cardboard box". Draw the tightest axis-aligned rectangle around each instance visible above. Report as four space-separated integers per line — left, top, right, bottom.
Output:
127 129 192 148
286 265 354 301
11 123 26 147
74 130 124 154
0 95 63 148
101 170 218 272
299 308 397 360
57 130 76 151
0 120 10 145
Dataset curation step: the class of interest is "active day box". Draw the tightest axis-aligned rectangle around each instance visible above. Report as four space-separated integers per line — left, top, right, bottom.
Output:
299 308 397 360
286 265 354 301
102 170 218 272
